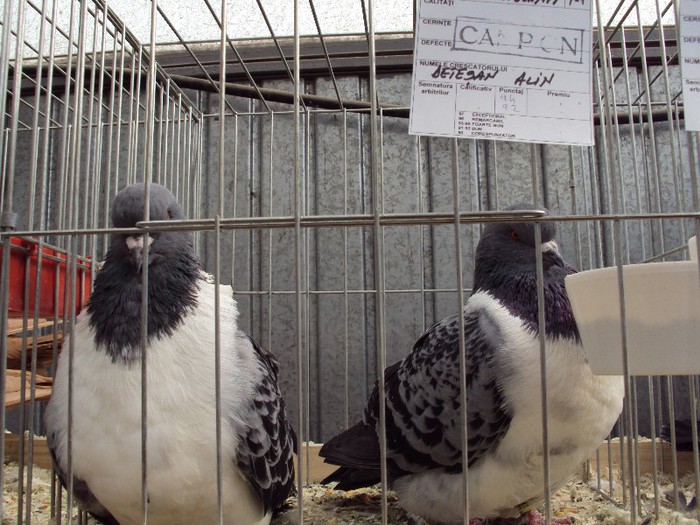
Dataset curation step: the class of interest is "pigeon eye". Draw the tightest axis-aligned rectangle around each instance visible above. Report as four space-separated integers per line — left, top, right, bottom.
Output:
509 229 519 241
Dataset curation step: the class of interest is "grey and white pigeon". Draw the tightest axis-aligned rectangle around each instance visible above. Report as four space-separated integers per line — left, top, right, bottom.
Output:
45 183 295 525
319 204 624 525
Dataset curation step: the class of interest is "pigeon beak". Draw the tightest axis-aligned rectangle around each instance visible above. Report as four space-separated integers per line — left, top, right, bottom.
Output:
541 240 563 263
125 235 153 272
541 240 560 255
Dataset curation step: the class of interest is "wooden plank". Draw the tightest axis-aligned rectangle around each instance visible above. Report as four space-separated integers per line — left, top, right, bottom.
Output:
7 438 337 483
7 437 697 483
5 317 62 373
296 443 338 484
7 319 55 336
4 370 52 409
590 439 697 476
4 434 53 471
6 333 61 370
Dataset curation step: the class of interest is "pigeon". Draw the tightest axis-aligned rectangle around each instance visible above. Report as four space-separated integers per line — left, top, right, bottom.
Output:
319 203 624 525
45 183 295 525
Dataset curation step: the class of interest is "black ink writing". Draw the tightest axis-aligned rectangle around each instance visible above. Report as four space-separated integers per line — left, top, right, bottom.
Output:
502 0 559 5
514 71 555 87
431 64 499 81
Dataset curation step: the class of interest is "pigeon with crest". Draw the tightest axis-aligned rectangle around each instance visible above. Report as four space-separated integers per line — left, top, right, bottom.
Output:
45 183 295 525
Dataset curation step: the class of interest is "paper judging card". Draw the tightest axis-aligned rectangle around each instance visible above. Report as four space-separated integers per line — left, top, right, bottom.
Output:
680 0 700 132
409 0 594 145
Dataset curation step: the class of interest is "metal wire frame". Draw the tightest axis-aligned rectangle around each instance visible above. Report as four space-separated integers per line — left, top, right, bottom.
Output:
0 223 696 510
1 215 699 525
0 1 199 524
1 0 202 226
2 1 700 525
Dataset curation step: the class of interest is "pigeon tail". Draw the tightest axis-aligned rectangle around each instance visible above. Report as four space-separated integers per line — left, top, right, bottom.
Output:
319 420 381 489
321 465 381 491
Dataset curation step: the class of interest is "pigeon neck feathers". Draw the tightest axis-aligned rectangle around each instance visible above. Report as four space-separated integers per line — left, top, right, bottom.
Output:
87 242 202 364
472 216 580 342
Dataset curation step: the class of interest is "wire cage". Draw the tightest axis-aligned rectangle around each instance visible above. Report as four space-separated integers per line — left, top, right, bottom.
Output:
0 0 699 524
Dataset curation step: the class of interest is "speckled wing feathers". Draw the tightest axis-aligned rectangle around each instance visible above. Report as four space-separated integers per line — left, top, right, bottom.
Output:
364 309 512 477
235 334 296 515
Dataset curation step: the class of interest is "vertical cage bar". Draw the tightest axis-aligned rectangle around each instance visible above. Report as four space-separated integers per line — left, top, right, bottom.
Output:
214 215 223 525
111 27 127 196
690 375 700 523
365 0 388 521
653 0 685 243
162 80 171 189
293 0 305 522
531 144 552 525
216 0 227 521
66 0 90 520
0 0 20 516
634 3 665 255
139 0 160 522
17 253 32 525
451 138 470 525
666 376 680 509
304 110 312 464
3 0 27 218
0 0 14 178
343 109 350 430
618 26 648 261
647 375 660 519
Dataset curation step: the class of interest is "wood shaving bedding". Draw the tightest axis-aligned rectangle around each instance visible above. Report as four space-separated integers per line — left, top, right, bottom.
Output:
3 462 698 525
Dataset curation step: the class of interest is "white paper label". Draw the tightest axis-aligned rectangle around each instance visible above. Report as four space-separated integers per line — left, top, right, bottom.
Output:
409 0 594 145
680 0 700 132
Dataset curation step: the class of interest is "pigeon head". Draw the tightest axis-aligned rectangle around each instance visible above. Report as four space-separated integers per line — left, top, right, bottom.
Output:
473 203 564 288
89 183 201 362
473 202 579 340
109 183 192 272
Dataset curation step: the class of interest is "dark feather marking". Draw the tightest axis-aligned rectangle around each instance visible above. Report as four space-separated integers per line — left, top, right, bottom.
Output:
235 334 296 515
320 311 513 487
87 250 201 364
471 209 580 342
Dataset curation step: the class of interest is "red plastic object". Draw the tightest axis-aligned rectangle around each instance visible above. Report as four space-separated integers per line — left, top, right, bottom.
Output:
3 237 93 319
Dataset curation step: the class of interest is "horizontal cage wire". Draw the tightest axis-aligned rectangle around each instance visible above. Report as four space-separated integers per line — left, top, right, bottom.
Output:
0 0 699 524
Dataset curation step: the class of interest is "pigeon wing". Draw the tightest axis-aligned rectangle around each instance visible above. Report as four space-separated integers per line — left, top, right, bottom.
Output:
234 334 296 515
366 306 512 476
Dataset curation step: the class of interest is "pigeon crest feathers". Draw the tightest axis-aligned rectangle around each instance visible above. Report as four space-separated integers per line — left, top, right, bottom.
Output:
108 183 194 260
110 182 186 227
48 182 298 523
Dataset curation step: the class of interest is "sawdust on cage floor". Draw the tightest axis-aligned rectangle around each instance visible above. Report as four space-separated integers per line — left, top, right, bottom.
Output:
2 461 698 525
3 460 57 525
